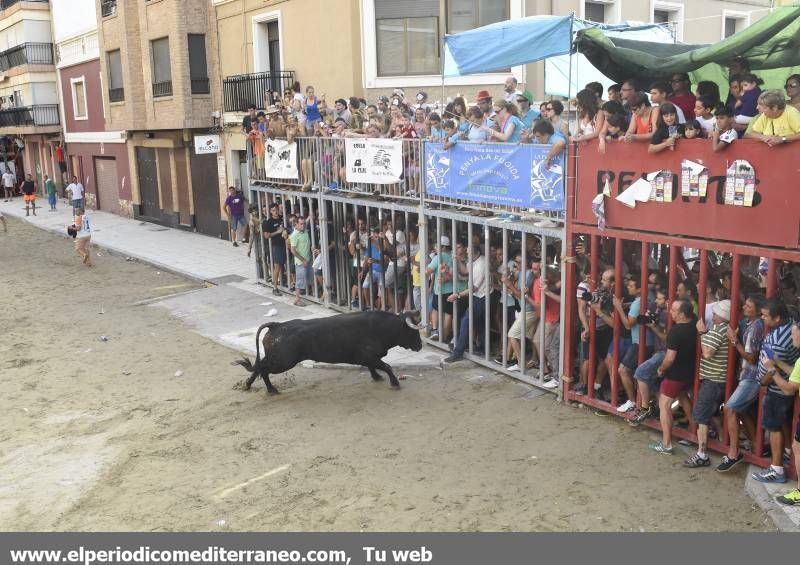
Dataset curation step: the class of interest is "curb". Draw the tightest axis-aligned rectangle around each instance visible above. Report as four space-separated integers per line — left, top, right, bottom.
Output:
744 465 800 532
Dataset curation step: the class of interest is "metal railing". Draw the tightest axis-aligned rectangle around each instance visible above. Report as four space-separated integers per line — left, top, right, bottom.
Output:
191 77 210 95
108 87 124 103
0 43 54 72
0 104 59 128
101 0 116 18
152 80 173 98
223 70 295 112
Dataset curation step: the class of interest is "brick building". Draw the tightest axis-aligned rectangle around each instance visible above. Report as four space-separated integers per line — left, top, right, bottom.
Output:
97 0 225 236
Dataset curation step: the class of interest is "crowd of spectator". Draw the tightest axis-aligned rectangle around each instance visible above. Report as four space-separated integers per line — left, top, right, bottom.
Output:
572 236 800 506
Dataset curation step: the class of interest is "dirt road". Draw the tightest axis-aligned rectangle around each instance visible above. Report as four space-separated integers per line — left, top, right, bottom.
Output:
0 218 772 531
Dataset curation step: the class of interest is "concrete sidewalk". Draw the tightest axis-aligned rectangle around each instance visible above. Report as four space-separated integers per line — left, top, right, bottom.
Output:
0 196 446 371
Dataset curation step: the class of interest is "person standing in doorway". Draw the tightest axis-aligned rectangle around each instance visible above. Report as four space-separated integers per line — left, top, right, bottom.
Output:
2 168 15 201
224 186 246 247
66 176 84 213
21 174 36 216
44 174 57 211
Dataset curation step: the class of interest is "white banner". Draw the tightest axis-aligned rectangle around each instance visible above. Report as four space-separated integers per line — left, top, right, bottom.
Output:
345 138 403 184
264 139 298 180
194 134 221 154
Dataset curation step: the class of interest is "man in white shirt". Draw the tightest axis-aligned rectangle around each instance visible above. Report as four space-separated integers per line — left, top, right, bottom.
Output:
444 244 488 362
503 76 522 104
66 176 85 213
2 169 15 201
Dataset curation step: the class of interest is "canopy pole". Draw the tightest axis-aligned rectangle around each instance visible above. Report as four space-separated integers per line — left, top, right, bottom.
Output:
566 14 575 134
440 36 446 113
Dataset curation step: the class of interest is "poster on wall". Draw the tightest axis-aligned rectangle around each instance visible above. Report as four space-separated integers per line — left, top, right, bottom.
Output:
264 139 298 180
345 138 403 184
425 142 565 211
681 160 709 198
724 160 756 207
193 134 221 155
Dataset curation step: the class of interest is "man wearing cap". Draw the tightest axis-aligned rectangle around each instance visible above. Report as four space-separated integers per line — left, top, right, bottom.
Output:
517 91 540 129
684 300 731 468
426 235 458 342
504 76 522 104
475 90 495 128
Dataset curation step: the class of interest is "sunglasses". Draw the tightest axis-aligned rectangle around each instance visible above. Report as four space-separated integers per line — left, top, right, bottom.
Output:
785 83 800 89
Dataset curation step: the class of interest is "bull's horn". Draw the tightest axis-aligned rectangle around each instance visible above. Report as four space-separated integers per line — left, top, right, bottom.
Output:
405 317 423 330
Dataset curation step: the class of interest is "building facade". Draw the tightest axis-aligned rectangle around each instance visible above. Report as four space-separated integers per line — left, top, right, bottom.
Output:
52 0 132 215
97 0 225 236
0 0 60 193
212 0 772 191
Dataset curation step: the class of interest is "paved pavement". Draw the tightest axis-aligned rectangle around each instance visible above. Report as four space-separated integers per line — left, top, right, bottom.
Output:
0 196 446 370
3 196 797 531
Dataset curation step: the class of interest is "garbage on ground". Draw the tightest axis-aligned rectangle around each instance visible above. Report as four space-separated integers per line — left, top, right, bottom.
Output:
99 335 109 342
264 308 278 317
174 370 183 377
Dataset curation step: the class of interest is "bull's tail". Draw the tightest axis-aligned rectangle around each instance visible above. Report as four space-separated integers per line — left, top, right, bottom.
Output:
236 322 275 374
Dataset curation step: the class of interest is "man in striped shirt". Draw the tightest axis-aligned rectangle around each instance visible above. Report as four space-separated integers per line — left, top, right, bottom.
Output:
751 299 800 484
685 300 731 468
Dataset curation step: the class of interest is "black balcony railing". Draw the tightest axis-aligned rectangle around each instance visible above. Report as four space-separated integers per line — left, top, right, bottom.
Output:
108 87 124 103
0 105 59 128
0 43 54 72
152 80 173 98
101 0 116 18
191 77 210 95
1 0 50 10
223 70 295 112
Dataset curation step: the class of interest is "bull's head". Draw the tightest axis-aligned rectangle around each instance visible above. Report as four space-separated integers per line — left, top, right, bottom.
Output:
402 310 424 330
399 311 424 352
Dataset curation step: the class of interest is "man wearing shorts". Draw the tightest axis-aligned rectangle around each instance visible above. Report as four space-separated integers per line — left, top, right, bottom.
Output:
288 216 311 307
614 276 655 413
763 321 800 505
21 174 36 216
66 176 84 213
751 299 800 483
262 203 287 296
224 186 247 246
649 299 697 454
717 295 765 472
2 168 15 201
502 256 540 373
685 300 731 468
630 289 669 425
73 207 92 267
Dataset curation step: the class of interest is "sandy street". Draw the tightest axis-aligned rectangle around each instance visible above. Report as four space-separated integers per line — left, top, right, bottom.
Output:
0 218 773 532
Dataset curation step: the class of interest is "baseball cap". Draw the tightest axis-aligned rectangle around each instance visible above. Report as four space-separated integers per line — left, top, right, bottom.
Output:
440 235 451 247
519 90 534 104
712 300 731 322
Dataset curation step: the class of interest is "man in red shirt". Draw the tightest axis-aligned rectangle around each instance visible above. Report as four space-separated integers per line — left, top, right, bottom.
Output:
668 73 697 122
533 266 561 388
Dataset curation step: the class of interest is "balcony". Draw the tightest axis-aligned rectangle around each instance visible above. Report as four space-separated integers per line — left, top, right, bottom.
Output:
191 77 210 95
152 80 173 98
223 70 294 112
0 43 54 73
0 105 59 128
0 0 50 10
100 0 116 18
108 87 124 103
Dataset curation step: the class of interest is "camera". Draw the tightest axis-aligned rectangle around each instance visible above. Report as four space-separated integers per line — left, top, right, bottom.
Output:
636 311 659 325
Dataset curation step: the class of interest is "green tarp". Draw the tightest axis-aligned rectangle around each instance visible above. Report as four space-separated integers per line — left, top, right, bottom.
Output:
574 6 800 90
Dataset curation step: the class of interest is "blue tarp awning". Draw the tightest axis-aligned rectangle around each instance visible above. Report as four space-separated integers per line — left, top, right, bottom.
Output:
443 14 574 77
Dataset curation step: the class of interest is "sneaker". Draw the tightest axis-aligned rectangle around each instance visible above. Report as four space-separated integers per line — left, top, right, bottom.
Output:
429 331 439 340
443 354 463 363
630 403 654 426
776 489 800 506
716 453 743 473
272 288 281 296
232 241 238 247
683 453 710 468
751 468 787 484
648 441 673 455
542 378 559 389
507 363 520 372
616 399 636 413
350 299 359 309
573 384 587 396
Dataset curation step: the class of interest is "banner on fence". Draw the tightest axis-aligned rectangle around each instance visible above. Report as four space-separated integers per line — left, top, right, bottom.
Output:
425 142 565 210
264 140 298 179
345 138 403 184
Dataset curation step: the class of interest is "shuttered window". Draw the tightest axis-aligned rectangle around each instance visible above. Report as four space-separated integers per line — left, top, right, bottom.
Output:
107 50 123 89
188 34 209 94
150 37 171 84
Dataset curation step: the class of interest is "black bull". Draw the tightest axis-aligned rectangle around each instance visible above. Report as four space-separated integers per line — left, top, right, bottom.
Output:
235 310 425 393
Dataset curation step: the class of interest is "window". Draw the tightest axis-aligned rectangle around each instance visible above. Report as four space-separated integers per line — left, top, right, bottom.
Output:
150 37 172 97
584 2 606 23
722 12 750 39
653 9 671 23
374 0 509 77
107 49 124 102
447 0 509 34
652 2 683 41
71 78 87 120
188 34 210 94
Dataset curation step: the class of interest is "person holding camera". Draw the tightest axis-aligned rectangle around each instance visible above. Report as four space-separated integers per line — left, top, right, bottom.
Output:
648 299 697 455
574 268 614 395
629 289 669 426
684 300 731 468
614 276 655 413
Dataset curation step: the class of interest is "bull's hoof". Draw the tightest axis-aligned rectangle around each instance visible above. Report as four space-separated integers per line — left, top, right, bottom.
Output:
371 374 384 381
389 382 401 389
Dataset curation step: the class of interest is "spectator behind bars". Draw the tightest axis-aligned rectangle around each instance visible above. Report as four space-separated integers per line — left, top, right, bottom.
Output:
684 300 731 468
649 299 697 455
629 288 669 426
